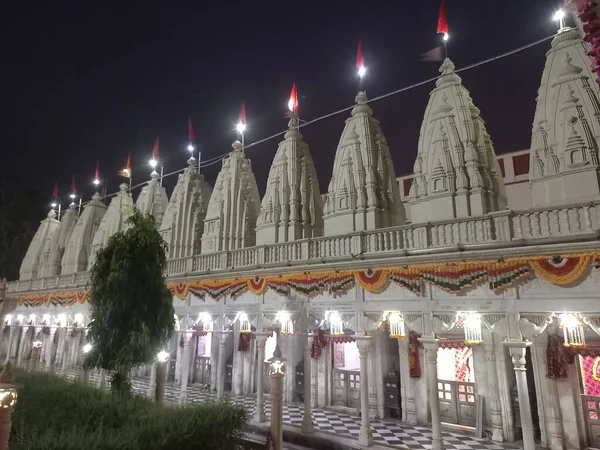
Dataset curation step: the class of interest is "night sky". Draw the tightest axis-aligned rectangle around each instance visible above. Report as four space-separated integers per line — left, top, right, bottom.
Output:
1 1 562 205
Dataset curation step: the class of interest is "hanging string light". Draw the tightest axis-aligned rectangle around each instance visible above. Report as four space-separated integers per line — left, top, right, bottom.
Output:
275 311 294 336
326 311 344 336
386 312 406 339
236 311 252 334
462 312 483 345
560 313 586 348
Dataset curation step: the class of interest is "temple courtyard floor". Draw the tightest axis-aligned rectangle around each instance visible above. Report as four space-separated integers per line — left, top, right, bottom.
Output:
46 365 523 450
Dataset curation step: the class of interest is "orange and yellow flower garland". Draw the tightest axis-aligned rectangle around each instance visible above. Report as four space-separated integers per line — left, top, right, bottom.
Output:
17 252 600 307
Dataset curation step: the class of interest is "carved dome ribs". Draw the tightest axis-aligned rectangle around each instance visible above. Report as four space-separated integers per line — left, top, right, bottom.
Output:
409 58 506 223
324 91 405 235
529 28 600 207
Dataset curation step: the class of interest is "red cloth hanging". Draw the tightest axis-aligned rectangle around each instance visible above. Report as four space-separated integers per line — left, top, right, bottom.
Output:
547 334 575 379
409 331 422 378
311 328 327 359
238 332 251 352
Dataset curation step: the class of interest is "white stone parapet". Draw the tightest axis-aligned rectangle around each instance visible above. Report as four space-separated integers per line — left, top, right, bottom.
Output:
8 200 600 294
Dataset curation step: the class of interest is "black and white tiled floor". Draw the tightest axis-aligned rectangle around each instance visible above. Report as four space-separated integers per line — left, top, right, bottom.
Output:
36 363 521 450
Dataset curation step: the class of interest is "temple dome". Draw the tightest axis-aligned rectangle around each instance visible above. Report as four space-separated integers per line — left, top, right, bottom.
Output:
256 118 323 245
88 183 134 269
61 193 107 275
529 27 600 206
19 209 60 280
201 141 261 253
160 158 213 258
409 58 506 223
37 204 79 278
135 172 169 227
323 91 404 235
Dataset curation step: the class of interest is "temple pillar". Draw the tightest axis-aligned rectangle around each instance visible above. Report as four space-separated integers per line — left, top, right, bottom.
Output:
214 331 229 398
301 332 314 433
60 328 71 375
356 336 373 447
45 327 57 371
179 331 193 405
16 326 29 367
3 327 14 365
483 332 504 442
419 336 444 450
253 331 270 423
532 333 564 450
503 340 535 450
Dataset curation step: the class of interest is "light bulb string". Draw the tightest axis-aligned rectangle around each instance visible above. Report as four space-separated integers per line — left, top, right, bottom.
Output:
78 34 553 207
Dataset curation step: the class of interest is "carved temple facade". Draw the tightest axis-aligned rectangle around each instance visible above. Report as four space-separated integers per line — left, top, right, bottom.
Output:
3 26 600 450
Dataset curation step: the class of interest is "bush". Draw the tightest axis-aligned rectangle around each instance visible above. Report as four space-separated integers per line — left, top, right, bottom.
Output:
10 370 248 450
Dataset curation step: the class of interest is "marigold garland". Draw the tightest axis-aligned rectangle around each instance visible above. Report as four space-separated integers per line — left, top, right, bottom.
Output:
23 252 600 307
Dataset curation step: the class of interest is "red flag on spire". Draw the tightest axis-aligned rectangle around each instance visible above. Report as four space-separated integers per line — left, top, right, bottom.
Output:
152 136 160 160
238 103 246 126
188 117 196 143
52 182 59 199
121 153 132 178
356 40 364 69
95 161 100 181
71 175 76 193
288 82 298 116
437 0 449 35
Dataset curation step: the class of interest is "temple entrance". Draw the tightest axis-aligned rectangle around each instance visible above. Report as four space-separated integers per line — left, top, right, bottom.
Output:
192 332 212 385
436 345 477 427
332 341 360 411
579 355 600 446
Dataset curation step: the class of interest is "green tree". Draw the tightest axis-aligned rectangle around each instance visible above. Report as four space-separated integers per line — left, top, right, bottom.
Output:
86 208 175 395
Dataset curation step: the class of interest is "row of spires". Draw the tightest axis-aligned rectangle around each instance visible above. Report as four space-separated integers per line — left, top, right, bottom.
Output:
18 26 600 281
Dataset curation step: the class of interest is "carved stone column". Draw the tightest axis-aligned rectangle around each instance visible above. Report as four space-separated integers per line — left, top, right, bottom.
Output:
270 365 285 450
356 336 373 447
179 331 193 405
253 331 270 422
533 334 563 450
16 327 29 367
214 331 230 399
503 340 535 450
419 336 444 450
483 334 504 442
301 333 314 433
45 327 57 371
60 328 71 375
3 327 14 366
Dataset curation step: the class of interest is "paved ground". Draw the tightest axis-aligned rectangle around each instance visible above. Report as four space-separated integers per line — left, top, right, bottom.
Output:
37 363 521 450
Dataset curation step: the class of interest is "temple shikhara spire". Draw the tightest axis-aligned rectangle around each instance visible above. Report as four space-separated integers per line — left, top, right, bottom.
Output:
324 90 404 234
529 25 600 206
256 84 323 244
201 140 260 252
10 11 600 450
409 58 506 222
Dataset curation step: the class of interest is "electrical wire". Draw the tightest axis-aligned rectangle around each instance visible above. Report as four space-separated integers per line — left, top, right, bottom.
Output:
85 34 554 206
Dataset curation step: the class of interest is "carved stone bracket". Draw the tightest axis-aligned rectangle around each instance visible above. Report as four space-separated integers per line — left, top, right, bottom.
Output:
433 314 457 333
519 315 553 340
406 315 423 334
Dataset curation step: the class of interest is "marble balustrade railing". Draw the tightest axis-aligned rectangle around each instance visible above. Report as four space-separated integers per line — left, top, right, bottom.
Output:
8 201 600 294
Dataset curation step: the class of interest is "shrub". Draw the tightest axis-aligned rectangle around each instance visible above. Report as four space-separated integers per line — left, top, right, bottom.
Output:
10 370 248 450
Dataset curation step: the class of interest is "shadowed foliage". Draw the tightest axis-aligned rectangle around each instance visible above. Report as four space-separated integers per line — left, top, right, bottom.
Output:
10 370 248 450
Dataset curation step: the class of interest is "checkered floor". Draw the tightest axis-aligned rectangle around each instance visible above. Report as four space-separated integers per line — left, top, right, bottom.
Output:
30 363 521 450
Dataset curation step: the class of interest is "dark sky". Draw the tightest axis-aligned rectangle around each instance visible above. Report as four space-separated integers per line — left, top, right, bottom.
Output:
1 0 562 205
